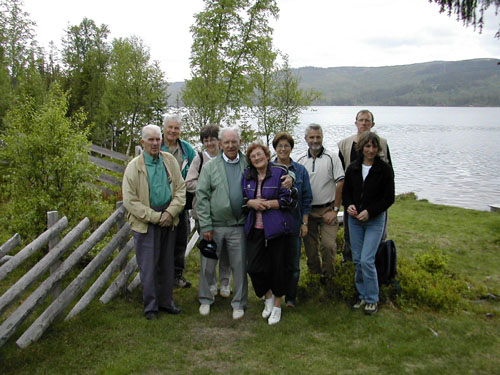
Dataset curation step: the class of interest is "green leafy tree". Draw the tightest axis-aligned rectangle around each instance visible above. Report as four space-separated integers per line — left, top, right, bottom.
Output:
430 0 500 37
100 36 168 155
183 0 279 131
0 83 109 238
0 47 12 131
61 18 110 133
0 0 37 88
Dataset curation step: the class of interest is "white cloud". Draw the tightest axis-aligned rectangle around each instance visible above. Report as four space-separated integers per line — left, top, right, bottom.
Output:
23 0 500 81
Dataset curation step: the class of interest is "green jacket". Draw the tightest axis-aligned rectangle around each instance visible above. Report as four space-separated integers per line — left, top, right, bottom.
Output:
122 151 186 233
161 139 196 179
196 151 248 233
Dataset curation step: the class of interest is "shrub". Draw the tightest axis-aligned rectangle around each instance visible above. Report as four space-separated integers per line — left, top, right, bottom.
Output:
397 250 467 312
0 84 111 240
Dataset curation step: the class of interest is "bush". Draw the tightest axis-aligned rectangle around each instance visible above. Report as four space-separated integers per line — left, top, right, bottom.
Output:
397 250 467 312
0 84 111 240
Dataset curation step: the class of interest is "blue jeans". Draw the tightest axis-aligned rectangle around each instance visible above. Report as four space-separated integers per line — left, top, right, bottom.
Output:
285 236 301 304
348 212 386 304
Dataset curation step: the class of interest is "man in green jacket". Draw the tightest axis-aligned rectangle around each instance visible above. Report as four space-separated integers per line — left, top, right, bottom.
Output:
123 124 186 320
196 127 249 320
162 115 196 288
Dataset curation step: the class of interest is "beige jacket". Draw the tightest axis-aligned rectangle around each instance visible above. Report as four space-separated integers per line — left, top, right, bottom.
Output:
122 151 186 233
338 134 390 171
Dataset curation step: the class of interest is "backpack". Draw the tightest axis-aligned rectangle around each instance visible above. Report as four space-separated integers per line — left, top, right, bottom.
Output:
185 151 204 210
375 239 397 285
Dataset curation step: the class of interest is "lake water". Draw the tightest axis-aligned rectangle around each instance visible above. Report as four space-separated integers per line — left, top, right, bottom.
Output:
286 106 500 211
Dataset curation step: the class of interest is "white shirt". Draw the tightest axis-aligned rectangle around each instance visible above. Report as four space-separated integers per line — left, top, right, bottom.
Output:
362 164 372 181
297 147 344 205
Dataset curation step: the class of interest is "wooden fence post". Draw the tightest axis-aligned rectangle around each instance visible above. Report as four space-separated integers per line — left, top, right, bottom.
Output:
0 217 68 282
99 255 137 304
65 236 133 320
47 211 62 299
127 273 141 293
16 223 131 348
0 206 125 348
0 233 21 259
0 218 89 316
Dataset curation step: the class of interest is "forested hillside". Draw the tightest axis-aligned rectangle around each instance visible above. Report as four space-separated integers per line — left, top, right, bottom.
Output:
168 59 500 107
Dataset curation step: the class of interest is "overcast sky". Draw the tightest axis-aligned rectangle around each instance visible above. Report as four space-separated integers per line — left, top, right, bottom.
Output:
24 0 500 82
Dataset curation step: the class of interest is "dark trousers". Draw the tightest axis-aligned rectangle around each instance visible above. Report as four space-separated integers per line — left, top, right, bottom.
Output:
174 210 190 278
246 229 287 298
285 235 301 304
133 223 176 314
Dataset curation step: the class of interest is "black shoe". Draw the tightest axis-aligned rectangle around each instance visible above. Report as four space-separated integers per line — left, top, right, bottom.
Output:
175 276 192 288
160 306 182 315
145 312 158 320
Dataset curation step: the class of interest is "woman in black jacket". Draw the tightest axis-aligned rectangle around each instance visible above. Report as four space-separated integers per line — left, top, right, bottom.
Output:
342 131 394 315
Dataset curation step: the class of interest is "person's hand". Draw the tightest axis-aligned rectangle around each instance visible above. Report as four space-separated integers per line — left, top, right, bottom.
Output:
356 209 370 222
159 211 173 227
300 223 308 238
248 198 270 211
347 205 358 217
202 231 213 241
323 209 338 225
280 175 293 189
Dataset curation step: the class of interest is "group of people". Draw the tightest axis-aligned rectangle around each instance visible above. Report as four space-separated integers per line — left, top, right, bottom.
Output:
122 109 395 324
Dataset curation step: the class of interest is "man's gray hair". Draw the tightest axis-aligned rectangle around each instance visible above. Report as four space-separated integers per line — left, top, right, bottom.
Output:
305 123 323 136
142 124 161 140
219 126 241 140
163 114 183 127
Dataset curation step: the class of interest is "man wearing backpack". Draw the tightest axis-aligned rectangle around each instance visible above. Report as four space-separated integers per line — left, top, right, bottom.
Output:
162 114 196 288
338 110 392 262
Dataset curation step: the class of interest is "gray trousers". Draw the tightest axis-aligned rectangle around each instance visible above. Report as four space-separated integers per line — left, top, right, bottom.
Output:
198 226 248 310
133 223 176 314
195 219 232 288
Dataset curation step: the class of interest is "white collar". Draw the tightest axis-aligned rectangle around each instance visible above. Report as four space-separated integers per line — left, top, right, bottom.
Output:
222 152 240 164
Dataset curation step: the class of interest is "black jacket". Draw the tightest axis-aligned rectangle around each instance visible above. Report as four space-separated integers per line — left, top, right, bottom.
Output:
342 156 395 219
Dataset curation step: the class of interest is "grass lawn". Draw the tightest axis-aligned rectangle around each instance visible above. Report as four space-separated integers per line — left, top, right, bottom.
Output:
0 197 499 375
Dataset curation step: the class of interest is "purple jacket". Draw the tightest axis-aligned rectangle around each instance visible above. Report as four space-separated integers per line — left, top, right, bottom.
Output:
242 163 296 240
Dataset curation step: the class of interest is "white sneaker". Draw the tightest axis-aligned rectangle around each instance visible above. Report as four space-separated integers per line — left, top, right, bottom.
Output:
209 285 218 297
199 304 210 316
268 307 282 325
232 309 245 320
262 295 275 319
220 285 231 298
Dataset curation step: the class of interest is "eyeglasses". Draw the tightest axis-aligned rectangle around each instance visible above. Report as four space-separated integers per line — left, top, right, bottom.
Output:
276 144 291 149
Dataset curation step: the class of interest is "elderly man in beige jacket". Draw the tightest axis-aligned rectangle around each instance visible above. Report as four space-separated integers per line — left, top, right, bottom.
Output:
123 124 186 320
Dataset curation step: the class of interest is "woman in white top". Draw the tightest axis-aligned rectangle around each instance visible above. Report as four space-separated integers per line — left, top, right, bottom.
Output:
342 131 395 315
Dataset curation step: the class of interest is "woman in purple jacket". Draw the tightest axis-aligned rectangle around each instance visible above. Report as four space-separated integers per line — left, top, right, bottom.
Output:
242 142 296 325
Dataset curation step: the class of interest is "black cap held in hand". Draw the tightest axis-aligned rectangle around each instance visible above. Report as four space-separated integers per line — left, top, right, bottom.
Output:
199 239 218 260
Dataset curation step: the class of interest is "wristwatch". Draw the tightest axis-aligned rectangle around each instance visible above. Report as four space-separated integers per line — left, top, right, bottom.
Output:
333 206 340 212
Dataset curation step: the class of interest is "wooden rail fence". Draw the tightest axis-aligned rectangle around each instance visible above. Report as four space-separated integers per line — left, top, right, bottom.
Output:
0 204 199 349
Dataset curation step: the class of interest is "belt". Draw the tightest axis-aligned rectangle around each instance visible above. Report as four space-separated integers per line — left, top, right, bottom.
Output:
312 201 333 209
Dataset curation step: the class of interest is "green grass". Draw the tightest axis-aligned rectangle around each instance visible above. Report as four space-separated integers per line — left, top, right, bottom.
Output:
0 197 499 374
